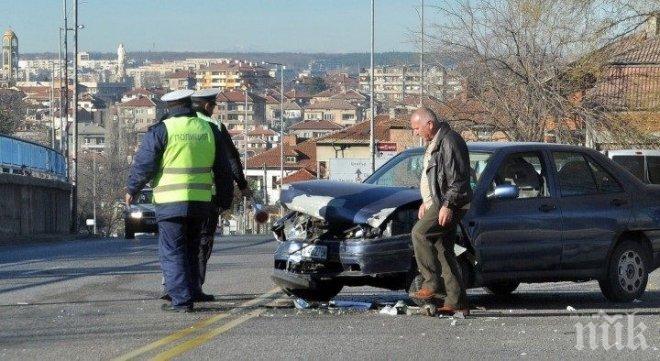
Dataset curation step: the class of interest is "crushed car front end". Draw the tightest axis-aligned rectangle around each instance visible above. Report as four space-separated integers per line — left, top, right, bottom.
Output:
271 180 421 299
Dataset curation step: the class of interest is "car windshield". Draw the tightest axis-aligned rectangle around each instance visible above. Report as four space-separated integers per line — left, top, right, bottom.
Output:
136 190 153 204
364 151 492 188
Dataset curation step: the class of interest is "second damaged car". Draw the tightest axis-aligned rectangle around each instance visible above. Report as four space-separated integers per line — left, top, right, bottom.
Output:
272 143 660 303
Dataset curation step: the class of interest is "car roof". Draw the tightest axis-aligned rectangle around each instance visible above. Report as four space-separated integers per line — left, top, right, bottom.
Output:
400 142 593 154
607 149 660 156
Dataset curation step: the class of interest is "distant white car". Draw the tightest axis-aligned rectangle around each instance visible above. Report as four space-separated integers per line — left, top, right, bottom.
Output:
606 149 660 185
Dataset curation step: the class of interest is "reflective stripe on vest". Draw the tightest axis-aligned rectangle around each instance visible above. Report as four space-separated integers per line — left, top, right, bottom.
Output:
153 115 215 204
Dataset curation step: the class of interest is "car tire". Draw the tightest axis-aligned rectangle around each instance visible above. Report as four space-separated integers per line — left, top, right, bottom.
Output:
598 240 649 303
124 223 135 239
284 281 343 302
484 282 519 296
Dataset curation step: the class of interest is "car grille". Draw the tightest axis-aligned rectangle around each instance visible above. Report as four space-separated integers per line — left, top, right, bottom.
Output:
143 211 156 218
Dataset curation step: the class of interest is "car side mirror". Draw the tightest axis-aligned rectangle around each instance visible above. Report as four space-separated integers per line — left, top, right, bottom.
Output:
487 184 519 200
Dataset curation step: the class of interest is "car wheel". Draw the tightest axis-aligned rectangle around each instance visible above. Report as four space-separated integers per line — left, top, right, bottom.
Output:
284 281 343 302
124 223 135 239
484 282 519 296
598 240 649 303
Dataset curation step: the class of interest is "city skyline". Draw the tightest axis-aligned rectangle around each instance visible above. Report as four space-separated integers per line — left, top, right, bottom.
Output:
1 0 428 53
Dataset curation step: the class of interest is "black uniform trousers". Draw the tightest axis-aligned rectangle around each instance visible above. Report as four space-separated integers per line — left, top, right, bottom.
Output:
198 206 220 286
158 216 205 307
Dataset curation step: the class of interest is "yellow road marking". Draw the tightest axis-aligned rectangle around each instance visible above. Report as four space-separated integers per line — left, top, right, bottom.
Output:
150 309 265 361
110 287 281 361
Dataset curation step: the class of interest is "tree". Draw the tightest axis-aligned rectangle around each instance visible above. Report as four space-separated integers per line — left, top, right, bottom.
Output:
0 89 25 135
76 113 137 235
428 0 657 145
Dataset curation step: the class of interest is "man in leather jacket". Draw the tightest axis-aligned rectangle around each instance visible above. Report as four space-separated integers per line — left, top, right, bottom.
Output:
408 107 472 316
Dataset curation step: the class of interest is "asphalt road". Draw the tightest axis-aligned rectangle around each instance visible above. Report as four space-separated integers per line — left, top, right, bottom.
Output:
1 234 659 360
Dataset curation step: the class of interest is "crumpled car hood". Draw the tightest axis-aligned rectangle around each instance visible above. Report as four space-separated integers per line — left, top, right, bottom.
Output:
280 180 421 228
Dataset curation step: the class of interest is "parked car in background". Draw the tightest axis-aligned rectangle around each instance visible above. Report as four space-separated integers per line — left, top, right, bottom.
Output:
124 188 156 239
606 149 660 185
272 143 660 303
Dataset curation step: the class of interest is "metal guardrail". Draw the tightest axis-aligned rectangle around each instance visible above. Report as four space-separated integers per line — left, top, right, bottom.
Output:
0 134 67 181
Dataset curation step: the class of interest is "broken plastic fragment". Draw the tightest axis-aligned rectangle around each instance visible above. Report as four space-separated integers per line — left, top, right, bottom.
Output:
329 300 372 310
379 305 398 316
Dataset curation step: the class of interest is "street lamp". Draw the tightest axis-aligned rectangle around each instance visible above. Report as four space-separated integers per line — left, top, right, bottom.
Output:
242 85 249 234
370 0 376 173
262 61 286 215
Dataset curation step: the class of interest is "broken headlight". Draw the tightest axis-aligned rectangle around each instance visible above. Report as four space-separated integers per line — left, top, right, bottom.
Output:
345 225 381 239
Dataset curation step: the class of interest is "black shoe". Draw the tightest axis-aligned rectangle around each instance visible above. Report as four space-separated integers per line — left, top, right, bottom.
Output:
160 293 172 301
193 292 216 302
160 303 193 313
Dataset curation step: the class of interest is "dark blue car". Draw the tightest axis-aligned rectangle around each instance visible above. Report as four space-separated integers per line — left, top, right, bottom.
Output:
272 143 660 303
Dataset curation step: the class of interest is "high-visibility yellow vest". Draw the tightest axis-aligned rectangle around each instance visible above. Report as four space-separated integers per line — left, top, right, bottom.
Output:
153 115 215 204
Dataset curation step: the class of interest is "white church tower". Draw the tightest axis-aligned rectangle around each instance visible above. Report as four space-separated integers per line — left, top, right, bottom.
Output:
117 43 126 80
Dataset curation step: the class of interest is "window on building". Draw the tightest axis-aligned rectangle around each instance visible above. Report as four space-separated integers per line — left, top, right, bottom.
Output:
323 113 333 121
272 176 278 189
286 156 297 163
342 114 354 121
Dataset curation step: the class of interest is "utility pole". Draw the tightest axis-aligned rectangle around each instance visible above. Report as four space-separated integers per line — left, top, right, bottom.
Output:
279 65 285 215
50 62 55 148
243 87 249 234
92 154 97 235
370 0 376 173
71 0 79 233
63 0 69 167
420 0 424 106
58 28 64 152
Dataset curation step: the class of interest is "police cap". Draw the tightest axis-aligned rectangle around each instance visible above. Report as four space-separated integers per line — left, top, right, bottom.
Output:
191 88 220 101
161 89 194 102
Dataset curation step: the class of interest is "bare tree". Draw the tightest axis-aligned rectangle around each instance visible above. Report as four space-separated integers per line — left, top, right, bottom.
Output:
428 0 657 145
0 89 25 135
77 113 137 235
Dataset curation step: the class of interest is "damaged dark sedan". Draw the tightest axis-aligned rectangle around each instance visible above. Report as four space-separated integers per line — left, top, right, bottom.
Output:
272 143 660 303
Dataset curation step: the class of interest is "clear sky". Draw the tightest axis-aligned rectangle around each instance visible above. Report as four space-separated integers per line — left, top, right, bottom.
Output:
1 0 427 53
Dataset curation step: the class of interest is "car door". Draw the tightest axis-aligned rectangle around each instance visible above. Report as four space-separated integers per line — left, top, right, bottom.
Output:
474 150 563 272
550 151 632 271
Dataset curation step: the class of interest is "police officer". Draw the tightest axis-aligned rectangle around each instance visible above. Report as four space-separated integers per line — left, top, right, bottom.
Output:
190 88 251 296
126 89 232 312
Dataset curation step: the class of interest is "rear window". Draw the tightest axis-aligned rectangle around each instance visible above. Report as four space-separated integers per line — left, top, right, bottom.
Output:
612 156 645 180
648 156 660 184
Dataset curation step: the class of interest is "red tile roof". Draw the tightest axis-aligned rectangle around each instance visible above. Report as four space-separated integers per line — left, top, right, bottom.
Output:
167 70 193 79
282 168 317 184
289 119 344 131
330 89 367 101
119 96 156 108
305 99 358 110
316 115 410 144
284 89 311 99
246 139 317 171
216 90 266 103
312 89 340 98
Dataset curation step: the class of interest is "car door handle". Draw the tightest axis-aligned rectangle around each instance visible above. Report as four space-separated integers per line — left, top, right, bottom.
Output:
611 198 627 207
539 204 556 212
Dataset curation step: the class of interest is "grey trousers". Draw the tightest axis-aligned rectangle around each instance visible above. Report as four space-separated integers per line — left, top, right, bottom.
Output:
411 202 468 309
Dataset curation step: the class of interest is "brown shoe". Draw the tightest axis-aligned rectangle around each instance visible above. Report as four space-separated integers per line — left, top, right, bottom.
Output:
410 288 435 300
437 305 470 317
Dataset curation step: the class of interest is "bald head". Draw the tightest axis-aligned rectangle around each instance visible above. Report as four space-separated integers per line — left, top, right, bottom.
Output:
410 107 442 142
